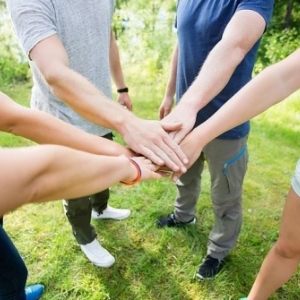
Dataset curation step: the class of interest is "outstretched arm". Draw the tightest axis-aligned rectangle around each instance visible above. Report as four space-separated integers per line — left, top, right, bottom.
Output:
29 35 187 172
163 10 267 144
0 92 133 157
175 47 300 180
0 146 165 216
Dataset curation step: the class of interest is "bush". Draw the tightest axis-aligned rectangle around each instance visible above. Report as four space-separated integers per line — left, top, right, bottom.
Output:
0 17 30 85
255 27 300 73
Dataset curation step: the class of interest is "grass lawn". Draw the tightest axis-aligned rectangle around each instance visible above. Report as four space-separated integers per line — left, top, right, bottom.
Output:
1 81 299 300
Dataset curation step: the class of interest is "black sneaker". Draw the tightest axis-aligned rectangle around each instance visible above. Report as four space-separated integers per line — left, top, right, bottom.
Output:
195 255 225 279
157 213 196 228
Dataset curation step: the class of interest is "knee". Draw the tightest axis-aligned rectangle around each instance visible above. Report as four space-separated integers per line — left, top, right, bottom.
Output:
64 197 91 216
274 239 300 260
212 197 242 219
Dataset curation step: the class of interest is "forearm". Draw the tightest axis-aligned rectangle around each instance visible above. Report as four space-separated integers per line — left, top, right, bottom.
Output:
177 10 266 114
46 64 135 134
164 45 178 98
0 146 136 215
15 110 132 156
190 49 300 148
0 92 132 156
178 39 245 112
110 33 127 90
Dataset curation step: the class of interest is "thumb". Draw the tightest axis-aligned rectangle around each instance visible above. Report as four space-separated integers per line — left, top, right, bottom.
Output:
160 121 182 132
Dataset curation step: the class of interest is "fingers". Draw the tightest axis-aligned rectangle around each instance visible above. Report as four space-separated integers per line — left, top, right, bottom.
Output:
170 130 187 145
159 110 164 120
132 156 165 181
159 109 171 120
118 95 133 111
160 121 183 132
140 142 187 173
125 101 133 111
172 170 182 182
122 119 188 173
154 170 170 179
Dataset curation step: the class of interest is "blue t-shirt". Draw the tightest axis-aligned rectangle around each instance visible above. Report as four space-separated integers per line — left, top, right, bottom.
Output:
176 0 274 139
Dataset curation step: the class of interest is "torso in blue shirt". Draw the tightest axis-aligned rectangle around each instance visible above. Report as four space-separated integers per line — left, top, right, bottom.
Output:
176 0 274 139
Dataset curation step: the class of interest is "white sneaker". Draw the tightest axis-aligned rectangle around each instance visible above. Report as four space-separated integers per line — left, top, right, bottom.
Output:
91 205 131 220
80 239 115 268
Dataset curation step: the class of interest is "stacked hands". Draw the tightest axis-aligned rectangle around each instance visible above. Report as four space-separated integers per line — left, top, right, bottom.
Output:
119 155 170 186
121 107 201 185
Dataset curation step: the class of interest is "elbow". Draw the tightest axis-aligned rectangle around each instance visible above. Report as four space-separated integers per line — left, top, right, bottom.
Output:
40 62 69 93
43 67 64 88
0 117 19 135
221 39 248 66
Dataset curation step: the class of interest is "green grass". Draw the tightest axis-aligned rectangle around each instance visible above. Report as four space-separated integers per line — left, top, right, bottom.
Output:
1 82 299 300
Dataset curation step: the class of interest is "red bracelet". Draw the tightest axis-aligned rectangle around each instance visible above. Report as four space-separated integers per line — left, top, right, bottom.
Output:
120 157 142 186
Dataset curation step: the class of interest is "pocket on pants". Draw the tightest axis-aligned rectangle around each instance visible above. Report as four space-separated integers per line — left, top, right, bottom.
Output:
222 146 248 195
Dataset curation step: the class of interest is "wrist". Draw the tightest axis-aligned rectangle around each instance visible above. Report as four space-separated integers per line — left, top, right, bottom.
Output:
117 87 129 93
120 157 141 186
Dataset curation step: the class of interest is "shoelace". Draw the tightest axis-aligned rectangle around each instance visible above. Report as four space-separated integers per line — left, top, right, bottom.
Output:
170 214 181 225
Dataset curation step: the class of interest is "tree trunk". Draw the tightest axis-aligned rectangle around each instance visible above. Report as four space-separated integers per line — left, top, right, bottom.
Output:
284 0 294 28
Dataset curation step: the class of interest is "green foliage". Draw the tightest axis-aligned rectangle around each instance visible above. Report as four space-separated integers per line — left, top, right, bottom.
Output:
255 27 300 73
113 0 300 81
0 15 30 85
113 0 176 86
255 0 300 72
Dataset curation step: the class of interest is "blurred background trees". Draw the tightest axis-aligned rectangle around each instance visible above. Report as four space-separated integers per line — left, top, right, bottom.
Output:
0 0 299 86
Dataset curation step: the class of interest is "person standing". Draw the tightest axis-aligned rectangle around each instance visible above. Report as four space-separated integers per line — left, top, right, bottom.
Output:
177 46 300 299
6 0 187 268
157 0 274 279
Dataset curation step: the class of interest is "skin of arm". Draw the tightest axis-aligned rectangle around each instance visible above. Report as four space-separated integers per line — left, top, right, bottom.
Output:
0 146 165 216
172 47 300 181
109 31 132 111
29 35 188 172
162 10 267 144
0 91 133 157
159 44 178 119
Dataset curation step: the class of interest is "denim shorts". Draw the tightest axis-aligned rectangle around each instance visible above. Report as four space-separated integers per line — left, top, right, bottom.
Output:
291 159 300 197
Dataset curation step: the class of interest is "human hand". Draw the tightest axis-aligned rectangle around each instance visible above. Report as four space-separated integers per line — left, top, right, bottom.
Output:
117 93 133 111
132 156 170 182
171 131 203 182
162 104 197 144
159 95 174 120
121 118 188 173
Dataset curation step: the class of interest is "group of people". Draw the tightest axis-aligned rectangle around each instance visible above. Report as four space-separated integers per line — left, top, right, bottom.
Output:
1 0 299 300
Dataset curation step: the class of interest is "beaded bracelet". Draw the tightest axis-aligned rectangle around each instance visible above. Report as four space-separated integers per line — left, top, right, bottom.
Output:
120 157 142 186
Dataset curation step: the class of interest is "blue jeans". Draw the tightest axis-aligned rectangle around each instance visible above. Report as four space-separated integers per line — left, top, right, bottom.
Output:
0 219 27 300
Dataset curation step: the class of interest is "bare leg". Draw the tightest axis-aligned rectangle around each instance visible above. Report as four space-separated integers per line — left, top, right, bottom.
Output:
247 187 300 300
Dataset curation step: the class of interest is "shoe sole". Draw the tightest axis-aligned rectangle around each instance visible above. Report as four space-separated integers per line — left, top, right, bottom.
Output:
194 264 224 281
194 272 217 280
92 213 131 220
157 217 196 228
92 211 131 220
93 260 115 268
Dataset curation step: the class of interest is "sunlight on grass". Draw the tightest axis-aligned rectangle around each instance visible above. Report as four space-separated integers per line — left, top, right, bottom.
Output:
1 83 299 299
